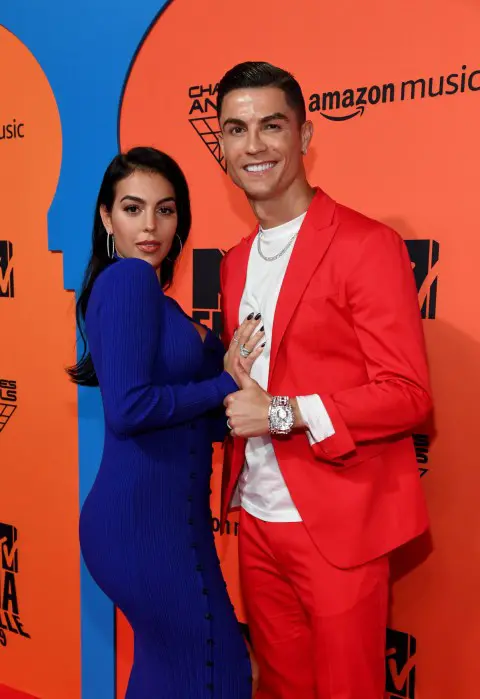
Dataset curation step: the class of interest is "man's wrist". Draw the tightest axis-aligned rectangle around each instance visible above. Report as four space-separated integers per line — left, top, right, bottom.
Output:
290 398 307 431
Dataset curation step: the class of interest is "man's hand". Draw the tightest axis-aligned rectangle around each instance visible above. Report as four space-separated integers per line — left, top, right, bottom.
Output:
224 365 271 438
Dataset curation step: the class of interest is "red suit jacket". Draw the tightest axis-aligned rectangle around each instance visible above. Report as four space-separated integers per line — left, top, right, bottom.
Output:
220 188 431 569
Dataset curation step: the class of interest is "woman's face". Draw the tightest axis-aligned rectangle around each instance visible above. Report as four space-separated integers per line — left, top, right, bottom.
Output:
101 169 179 276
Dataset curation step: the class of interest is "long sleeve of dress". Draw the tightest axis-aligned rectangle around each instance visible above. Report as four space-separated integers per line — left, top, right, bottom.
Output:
86 258 238 437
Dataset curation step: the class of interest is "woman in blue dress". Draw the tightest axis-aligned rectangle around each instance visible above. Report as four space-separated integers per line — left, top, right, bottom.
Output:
67 147 263 698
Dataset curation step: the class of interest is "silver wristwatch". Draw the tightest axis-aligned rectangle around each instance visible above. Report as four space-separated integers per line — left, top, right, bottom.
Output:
268 396 294 435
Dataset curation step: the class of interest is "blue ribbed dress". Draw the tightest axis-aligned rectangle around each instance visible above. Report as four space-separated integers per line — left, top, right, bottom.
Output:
79 257 252 698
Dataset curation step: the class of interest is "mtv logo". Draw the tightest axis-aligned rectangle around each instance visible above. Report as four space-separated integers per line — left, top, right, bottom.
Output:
413 433 429 477
386 628 416 698
0 241 14 298
0 523 18 573
192 248 225 335
404 239 439 319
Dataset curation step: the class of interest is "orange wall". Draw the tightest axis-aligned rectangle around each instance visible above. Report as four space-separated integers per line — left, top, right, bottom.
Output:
0 27 81 699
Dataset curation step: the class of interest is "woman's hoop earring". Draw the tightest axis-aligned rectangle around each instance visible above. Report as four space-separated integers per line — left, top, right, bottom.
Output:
176 234 183 256
107 233 116 259
166 234 183 262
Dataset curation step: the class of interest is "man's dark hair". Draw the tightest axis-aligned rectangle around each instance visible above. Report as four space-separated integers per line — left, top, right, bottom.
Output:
217 62 306 125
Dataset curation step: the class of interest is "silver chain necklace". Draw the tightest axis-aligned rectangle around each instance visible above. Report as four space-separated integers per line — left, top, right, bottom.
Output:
257 229 298 262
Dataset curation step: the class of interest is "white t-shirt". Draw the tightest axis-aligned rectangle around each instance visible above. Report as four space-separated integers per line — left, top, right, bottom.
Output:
236 212 335 522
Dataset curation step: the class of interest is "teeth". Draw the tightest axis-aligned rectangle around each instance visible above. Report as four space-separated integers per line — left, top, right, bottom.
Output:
245 162 275 173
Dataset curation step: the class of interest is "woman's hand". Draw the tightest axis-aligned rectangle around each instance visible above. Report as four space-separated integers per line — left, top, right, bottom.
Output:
224 315 264 385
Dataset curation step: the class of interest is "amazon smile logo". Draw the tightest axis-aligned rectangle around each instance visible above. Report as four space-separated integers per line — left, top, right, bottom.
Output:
309 64 480 121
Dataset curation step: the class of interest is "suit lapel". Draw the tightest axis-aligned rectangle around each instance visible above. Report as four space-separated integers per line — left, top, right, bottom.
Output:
268 189 337 386
224 231 257 339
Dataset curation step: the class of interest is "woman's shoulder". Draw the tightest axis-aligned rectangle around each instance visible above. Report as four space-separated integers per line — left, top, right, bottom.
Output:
97 258 162 292
100 257 158 284
89 258 163 312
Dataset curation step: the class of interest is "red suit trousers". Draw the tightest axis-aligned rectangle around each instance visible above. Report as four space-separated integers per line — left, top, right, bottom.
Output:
239 509 389 699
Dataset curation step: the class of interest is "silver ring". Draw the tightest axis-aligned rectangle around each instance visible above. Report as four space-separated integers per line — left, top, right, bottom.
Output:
240 344 252 358
226 419 232 430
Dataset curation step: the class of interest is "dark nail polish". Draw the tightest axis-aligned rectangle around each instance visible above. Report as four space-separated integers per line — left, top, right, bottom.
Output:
260 326 264 332
261 342 266 347
255 313 261 320
247 313 254 320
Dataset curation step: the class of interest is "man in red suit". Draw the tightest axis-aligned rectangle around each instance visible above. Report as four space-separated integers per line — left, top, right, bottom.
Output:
217 61 432 699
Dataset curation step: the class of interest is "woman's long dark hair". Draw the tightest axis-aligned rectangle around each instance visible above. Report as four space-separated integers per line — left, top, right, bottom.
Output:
67 146 192 387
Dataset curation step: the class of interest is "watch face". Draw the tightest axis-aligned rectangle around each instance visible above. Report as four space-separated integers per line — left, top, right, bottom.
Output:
270 403 294 433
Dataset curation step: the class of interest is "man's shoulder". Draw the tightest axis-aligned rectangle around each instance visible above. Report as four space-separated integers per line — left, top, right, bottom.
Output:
335 200 392 233
333 200 403 249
